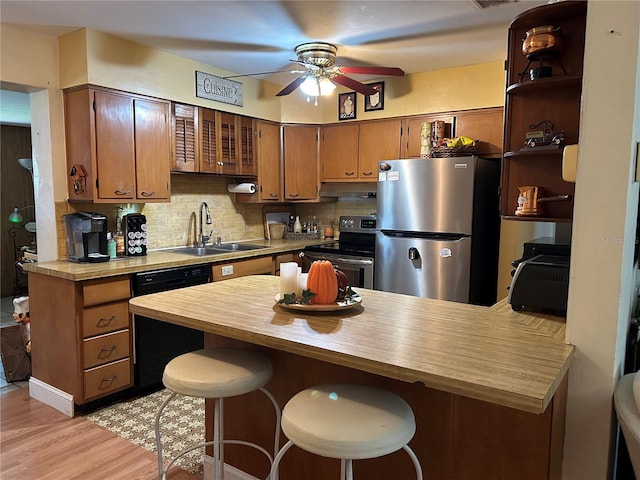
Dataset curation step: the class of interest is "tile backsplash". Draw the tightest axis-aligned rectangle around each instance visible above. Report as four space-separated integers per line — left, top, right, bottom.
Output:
55 175 376 260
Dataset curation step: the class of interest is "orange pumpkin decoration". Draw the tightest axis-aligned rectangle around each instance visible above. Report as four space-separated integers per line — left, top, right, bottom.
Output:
307 260 338 304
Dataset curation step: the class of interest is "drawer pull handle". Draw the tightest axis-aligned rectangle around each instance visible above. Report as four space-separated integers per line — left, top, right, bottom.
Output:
97 316 116 327
115 190 131 196
140 191 155 197
100 375 118 386
98 346 117 359
345 171 355 176
361 171 373 176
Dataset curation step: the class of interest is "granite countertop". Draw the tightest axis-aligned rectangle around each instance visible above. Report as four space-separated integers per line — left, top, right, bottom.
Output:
129 275 573 414
23 238 329 281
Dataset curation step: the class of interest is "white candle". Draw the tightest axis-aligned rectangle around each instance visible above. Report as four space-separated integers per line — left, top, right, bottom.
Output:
280 262 299 298
298 273 308 297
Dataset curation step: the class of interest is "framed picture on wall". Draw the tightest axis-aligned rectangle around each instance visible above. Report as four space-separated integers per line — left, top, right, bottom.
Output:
338 92 356 121
364 81 384 112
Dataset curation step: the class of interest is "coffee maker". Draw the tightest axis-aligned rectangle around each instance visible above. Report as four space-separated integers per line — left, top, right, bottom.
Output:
64 212 109 263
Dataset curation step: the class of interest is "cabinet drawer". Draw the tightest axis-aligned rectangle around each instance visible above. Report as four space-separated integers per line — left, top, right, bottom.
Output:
83 358 132 400
83 276 130 307
82 330 130 369
82 301 130 337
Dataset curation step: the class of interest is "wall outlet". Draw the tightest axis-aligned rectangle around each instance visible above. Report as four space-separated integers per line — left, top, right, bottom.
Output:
221 265 234 276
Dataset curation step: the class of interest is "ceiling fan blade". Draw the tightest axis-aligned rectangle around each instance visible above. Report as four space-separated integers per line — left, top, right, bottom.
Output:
276 75 307 96
224 69 305 79
331 75 378 96
338 65 405 76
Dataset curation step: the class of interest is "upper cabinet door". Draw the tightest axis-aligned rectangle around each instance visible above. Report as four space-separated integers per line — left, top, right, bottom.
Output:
257 121 281 201
321 123 359 181
237 115 256 177
199 108 220 173
172 103 198 173
134 98 171 200
218 111 238 175
359 119 402 178
283 125 319 201
94 90 136 200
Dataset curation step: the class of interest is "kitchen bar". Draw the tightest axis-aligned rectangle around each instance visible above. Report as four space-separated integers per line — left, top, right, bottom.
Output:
129 275 573 479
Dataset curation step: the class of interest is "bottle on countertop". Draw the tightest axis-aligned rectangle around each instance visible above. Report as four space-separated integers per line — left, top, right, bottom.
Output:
114 216 125 257
293 216 302 233
288 215 295 232
312 216 318 233
107 232 117 259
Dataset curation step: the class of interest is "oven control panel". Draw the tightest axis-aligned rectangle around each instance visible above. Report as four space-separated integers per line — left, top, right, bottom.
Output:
339 215 378 233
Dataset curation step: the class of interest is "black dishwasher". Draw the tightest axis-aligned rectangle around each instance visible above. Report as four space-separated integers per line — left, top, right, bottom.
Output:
131 265 210 395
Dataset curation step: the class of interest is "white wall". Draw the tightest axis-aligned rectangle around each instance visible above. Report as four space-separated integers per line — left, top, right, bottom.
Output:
563 2 640 478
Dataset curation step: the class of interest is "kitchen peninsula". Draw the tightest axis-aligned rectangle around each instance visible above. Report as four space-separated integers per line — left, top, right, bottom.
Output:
129 275 573 480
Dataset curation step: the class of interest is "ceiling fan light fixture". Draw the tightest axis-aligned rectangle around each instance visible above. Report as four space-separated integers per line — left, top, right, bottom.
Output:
300 75 336 97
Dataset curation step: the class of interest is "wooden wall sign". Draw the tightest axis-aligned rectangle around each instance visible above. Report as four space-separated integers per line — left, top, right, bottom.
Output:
195 71 243 106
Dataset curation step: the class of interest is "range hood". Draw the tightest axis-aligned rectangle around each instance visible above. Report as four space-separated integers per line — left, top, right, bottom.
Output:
319 182 377 198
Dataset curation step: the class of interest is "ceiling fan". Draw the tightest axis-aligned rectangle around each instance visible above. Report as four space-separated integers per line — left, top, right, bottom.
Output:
225 42 405 97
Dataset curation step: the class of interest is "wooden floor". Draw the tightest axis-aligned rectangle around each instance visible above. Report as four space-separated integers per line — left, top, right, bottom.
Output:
0 387 199 480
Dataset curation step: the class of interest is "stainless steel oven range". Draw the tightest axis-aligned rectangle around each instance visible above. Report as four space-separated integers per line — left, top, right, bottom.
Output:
302 215 377 289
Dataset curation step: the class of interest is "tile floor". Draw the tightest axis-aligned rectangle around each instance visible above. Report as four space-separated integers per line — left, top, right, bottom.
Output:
0 296 31 394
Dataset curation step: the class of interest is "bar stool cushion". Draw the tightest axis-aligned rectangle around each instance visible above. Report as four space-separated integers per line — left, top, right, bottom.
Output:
281 384 416 460
162 348 273 398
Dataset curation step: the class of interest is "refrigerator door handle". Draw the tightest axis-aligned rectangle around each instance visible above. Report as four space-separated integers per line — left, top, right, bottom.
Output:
408 247 420 260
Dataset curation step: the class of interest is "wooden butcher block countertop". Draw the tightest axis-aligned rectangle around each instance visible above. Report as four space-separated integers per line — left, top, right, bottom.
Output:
129 275 573 414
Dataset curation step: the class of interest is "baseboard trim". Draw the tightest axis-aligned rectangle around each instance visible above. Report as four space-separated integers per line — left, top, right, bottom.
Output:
203 455 260 480
29 377 74 417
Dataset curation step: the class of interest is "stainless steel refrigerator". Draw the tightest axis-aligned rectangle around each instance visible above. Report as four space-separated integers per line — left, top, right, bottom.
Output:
375 156 500 305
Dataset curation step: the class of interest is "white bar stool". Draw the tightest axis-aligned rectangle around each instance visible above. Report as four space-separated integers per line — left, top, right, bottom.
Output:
270 383 423 480
155 348 281 480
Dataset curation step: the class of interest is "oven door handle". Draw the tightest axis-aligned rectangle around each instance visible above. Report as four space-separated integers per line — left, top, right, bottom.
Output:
333 257 374 266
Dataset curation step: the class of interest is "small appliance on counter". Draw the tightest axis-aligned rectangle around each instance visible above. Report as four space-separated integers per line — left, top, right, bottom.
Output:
63 212 109 263
122 213 147 256
508 237 571 316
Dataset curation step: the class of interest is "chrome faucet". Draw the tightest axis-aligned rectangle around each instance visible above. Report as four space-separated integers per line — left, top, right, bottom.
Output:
198 202 212 247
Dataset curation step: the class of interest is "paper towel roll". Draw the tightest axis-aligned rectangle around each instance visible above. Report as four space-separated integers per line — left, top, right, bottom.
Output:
228 183 257 194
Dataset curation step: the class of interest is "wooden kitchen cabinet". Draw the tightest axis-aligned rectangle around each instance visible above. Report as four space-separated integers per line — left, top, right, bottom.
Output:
29 273 133 405
172 103 199 173
234 120 282 203
64 86 171 203
283 124 320 200
501 1 586 221
212 255 274 281
358 119 402 180
199 108 256 176
400 114 454 158
321 123 360 181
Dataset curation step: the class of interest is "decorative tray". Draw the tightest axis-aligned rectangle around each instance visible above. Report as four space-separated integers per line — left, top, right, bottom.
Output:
274 293 362 312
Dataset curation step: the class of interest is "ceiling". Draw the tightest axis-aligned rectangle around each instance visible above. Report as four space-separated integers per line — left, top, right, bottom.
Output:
0 0 547 124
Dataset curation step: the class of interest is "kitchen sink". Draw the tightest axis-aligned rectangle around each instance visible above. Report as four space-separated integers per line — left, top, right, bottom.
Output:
211 243 265 251
168 247 227 256
168 243 266 256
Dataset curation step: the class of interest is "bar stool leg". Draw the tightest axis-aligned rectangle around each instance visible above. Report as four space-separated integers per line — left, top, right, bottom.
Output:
403 445 424 480
214 398 223 480
155 392 177 480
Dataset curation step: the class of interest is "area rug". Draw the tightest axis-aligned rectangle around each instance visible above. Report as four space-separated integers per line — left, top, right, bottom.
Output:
85 389 204 478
